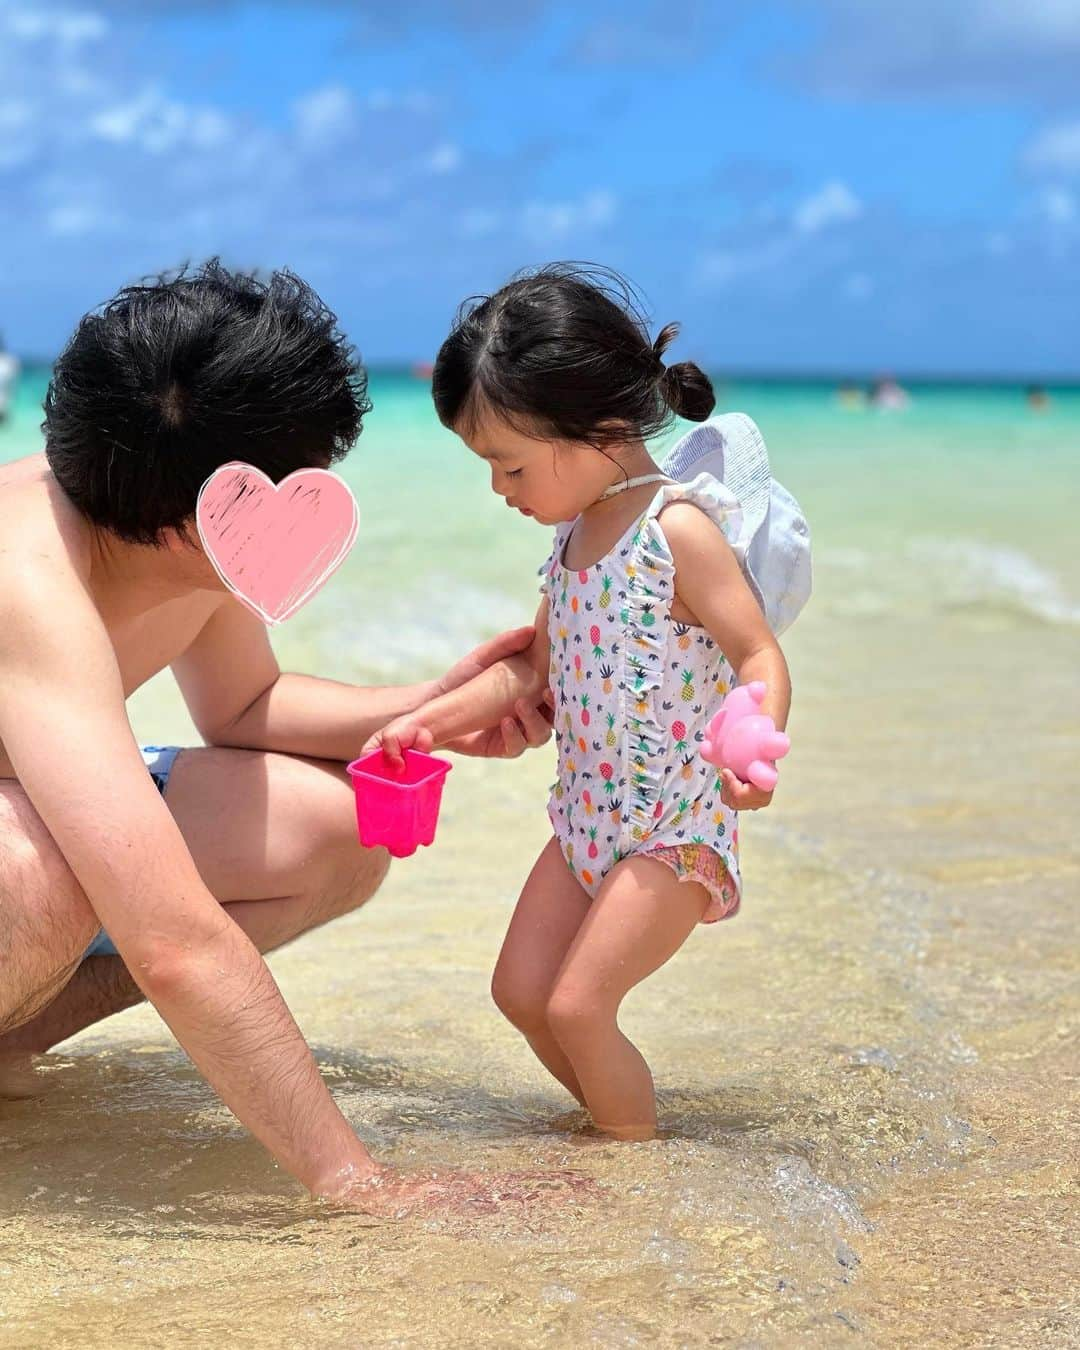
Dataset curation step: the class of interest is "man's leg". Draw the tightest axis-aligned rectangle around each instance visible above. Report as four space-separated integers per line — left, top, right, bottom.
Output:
0 747 389 1058
0 783 101 1036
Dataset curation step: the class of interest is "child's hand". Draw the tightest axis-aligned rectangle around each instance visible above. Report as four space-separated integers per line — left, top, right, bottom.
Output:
362 716 434 770
719 768 774 812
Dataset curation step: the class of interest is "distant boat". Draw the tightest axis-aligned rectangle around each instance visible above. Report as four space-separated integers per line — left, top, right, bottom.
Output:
0 338 20 425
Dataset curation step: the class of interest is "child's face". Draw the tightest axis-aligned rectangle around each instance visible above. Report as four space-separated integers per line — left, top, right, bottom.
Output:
458 410 618 526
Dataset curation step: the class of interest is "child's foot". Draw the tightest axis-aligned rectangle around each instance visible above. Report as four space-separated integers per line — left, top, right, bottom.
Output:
592 1119 658 1142
544 1106 591 1134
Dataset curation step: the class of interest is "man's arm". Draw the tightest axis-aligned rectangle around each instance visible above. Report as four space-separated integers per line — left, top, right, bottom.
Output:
0 566 376 1198
171 598 547 762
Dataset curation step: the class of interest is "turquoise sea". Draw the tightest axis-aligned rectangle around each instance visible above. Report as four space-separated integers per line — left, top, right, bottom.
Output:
6 365 1077 684
2 365 1078 1346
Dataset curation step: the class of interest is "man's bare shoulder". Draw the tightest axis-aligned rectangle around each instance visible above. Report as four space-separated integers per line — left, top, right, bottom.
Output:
0 451 223 686
0 453 92 587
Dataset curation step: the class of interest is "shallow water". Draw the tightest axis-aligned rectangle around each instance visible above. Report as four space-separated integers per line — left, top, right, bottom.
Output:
1 373 1078 1346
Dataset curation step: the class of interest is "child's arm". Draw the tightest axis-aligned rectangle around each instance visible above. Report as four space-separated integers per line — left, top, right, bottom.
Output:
661 503 792 810
365 598 552 768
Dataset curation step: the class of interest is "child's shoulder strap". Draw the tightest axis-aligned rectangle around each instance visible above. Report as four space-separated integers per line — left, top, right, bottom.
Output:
661 413 812 636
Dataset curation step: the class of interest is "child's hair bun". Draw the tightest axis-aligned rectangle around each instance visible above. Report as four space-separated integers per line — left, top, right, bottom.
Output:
653 322 716 423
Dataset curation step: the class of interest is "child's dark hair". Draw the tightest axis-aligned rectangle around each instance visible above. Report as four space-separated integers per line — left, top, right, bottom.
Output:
44 259 370 545
432 263 715 448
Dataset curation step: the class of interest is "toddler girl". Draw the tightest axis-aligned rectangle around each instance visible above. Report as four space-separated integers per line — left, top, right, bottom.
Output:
371 266 794 1140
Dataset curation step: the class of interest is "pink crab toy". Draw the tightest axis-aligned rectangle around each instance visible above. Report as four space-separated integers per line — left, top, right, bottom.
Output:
700 681 790 792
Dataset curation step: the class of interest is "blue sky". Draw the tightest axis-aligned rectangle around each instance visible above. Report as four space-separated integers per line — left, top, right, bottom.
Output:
1 0 1078 375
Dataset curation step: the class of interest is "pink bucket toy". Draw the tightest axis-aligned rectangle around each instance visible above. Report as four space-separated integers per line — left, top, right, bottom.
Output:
346 749 453 858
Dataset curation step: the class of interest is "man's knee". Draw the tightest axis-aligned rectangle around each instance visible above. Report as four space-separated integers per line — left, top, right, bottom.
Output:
289 759 366 854
0 794 99 1027
0 796 98 951
310 841 391 926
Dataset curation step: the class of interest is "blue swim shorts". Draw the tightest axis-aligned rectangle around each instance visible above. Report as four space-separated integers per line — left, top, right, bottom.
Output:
82 745 182 959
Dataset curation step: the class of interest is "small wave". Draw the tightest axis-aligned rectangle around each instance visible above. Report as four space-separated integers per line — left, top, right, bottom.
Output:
907 538 1080 627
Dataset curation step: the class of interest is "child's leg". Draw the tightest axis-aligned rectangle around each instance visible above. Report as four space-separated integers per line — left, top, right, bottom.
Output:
492 836 593 1103
545 856 708 1140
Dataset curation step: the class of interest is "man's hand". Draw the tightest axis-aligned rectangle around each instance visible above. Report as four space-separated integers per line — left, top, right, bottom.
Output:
328 1163 595 1218
433 627 537 698
445 691 554 760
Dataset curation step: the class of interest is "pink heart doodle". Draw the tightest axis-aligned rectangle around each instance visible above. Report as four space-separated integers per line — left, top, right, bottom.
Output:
196 462 359 626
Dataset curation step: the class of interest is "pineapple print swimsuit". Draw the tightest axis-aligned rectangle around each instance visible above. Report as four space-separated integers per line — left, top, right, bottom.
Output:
544 474 741 923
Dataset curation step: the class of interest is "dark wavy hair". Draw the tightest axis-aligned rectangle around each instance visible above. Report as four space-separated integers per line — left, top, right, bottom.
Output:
432 263 715 448
44 259 370 545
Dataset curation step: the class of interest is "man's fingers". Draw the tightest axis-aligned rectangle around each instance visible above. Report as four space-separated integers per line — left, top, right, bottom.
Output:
514 699 554 747
474 626 535 664
500 718 527 758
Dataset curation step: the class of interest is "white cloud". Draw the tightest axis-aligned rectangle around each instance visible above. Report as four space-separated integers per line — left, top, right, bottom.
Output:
0 98 31 132
90 89 229 153
1040 187 1076 225
425 142 461 174
521 189 617 241
792 0 1080 102
794 180 862 233
459 207 501 238
6 7 107 46
293 85 358 146
697 235 797 289
1024 121 1080 175
366 88 434 114
977 0 1080 46
46 202 110 237
698 251 739 286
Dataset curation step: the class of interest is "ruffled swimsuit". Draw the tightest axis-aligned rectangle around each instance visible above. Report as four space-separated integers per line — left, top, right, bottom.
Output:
543 474 742 922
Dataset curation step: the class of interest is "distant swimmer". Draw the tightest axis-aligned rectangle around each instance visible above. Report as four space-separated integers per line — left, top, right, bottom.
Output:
0 335 18 425
870 376 910 411
836 380 866 410
1026 384 1051 413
